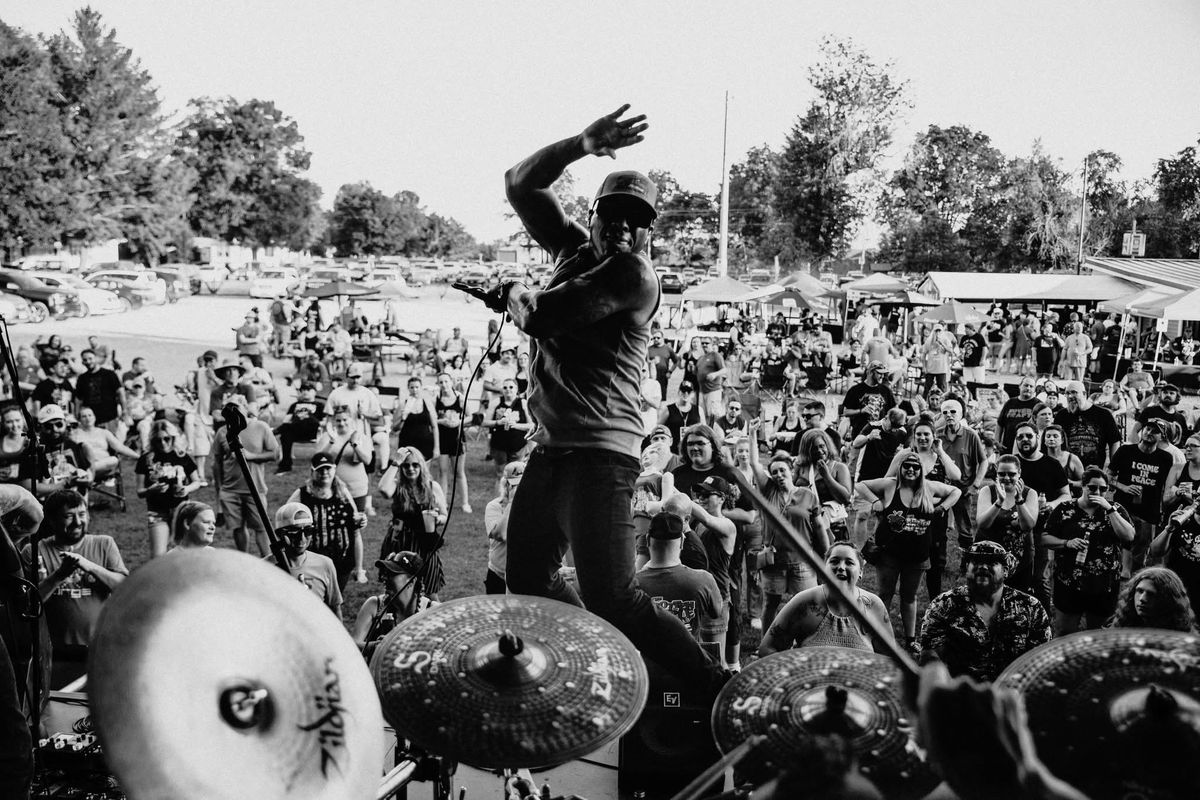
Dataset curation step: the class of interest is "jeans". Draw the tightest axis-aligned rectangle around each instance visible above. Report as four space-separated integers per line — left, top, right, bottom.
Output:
506 447 723 690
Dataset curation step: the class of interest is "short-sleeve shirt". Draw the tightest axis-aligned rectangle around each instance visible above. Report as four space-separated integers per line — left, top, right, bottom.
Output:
32 377 74 410
31 535 129 648
919 585 1051 683
939 426 986 486
960 333 986 368
75 368 122 423
1109 444 1174 524
271 551 342 613
1015 454 1069 501
841 381 896 423
1054 405 1120 469
135 450 198 517
696 352 725 394
1045 502 1132 595
1136 405 1188 438
997 398 1039 451
636 564 722 638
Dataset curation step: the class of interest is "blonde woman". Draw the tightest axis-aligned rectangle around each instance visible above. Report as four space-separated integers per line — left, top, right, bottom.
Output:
379 446 449 596
135 420 202 557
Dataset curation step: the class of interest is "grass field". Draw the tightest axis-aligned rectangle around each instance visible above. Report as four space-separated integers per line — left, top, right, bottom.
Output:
91 434 968 658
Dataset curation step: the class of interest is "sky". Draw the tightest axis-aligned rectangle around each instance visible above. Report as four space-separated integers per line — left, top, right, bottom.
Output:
6 1 1200 245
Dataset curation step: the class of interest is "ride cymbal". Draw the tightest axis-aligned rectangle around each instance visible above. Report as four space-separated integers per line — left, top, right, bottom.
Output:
711 647 936 799
88 549 384 800
371 594 648 768
997 628 1200 800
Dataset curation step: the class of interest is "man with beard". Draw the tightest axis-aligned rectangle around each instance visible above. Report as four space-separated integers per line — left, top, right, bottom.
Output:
1055 380 1120 469
1134 382 1188 441
937 396 988 554
918 541 1051 682
1109 420 1175 574
996 377 1039 452
33 404 92 500
491 105 729 695
840 361 895 437
270 502 342 616
1013 422 1072 610
27 489 128 686
30 357 75 416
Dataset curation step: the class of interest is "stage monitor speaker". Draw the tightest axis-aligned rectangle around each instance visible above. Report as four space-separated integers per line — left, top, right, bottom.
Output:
618 652 721 799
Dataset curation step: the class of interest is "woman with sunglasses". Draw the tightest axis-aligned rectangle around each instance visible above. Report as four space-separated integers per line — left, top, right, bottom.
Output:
379 446 449 597
484 460 525 594
1041 467 1135 635
135 420 202 557
758 542 894 655
856 452 960 649
974 455 1039 591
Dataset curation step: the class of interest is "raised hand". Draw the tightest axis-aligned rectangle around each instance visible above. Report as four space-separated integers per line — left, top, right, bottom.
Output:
581 105 649 159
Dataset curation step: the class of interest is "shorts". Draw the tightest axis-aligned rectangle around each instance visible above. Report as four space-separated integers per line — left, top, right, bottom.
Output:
147 510 169 528
218 492 267 534
699 599 731 638
1052 580 1118 616
762 560 816 597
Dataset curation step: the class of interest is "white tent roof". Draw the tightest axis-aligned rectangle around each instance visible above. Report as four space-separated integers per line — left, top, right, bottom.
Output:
917 272 1070 302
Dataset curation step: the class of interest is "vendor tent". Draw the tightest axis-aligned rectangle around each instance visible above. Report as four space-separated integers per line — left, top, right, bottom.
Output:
889 290 940 306
918 272 1068 302
682 276 753 303
841 273 909 294
920 300 989 325
739 284 826 310
779 271 841 298
1098 287 1176 315
1013 273 1142 302
1128 288 1200 320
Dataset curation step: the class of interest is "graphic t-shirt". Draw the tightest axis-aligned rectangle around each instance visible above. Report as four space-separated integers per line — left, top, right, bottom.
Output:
1109 444 1174 524
1054 405 1120 469
998 398 1039 450
31 535 129 648
135 451 198 516
636 564 721 637
960 333 986 368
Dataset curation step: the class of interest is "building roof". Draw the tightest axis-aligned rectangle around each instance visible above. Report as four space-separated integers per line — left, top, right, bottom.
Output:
1085 257 1200 292
917 272 1067 301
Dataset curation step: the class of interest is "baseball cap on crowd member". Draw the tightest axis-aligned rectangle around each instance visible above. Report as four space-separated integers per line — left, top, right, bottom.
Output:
647 512 684 540
594 171 659 221
1141 419 1167 437
964 540 1016 572
37 404 66 424
678 381 696 394
649 425 673 444
375 550 423 576
274 502 314 530
499 345 517 356
202 350 219 362
1157 382 1181 394
868 360 887 373
692 475 731 498
311 452 336 470
345 362 366 378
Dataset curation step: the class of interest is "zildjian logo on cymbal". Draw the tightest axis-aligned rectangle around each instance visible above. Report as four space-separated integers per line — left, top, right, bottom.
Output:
298 658 348 779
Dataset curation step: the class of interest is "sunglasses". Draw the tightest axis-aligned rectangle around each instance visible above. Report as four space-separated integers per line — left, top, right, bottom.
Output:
900 463 922 471
43 420 65 428
1084 484 1108 492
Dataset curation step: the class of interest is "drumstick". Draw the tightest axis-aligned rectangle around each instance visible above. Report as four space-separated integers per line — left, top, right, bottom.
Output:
668 734 764 800
726 470 920 680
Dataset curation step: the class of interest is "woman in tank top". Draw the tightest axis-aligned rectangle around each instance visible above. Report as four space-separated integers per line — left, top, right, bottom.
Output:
393 376 439 462
433 372 471 513
758 543 895 654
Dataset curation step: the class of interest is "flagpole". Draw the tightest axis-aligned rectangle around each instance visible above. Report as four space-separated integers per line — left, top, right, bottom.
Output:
717 91 730 278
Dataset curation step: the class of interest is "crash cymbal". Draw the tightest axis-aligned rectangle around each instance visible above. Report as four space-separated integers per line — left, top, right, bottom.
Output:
88 549 384 800
712 647 936 799
371 594 648 768
997 628 1200 800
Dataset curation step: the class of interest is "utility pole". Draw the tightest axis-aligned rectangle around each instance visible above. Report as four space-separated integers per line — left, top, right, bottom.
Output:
1075 156 1088 275
716 91 730 277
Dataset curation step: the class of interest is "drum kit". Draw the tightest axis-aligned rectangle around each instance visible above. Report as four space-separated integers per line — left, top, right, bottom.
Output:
85 549 1200 800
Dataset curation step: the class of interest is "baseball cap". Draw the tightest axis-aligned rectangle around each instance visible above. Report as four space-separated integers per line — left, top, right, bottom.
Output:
1158 382 1180 393
37 404 65 424
647 512 683 540
678 381 696 393
376 550 423 575
649 424 672 442
345 363 365 377
311 452 336 470
692 475 731 498
1141 419 1166 436
868 360 887 371
202 349 219 362
594 171 658 220
274 502 314 530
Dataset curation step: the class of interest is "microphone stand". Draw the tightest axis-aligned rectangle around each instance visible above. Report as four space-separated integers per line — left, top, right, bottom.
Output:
0 316 44 749
220 403 291 573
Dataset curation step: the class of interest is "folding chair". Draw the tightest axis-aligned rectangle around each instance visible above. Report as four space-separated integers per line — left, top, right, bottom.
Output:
90 460 127 512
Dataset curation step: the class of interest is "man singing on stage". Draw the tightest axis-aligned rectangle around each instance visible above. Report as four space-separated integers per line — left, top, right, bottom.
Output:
489 105 727 693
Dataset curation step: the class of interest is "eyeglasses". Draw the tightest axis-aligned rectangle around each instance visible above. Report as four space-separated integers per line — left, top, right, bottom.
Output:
596 199 654 230
1084 484 1108 492
43 420 65 429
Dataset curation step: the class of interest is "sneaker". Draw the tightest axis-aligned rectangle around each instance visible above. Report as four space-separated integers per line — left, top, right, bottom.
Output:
274 465 292 475
749 617 763 631
461 503 473 513
365 497 376 517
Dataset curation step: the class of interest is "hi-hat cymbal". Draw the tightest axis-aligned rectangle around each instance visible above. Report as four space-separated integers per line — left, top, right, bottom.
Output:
371 594 648 768
712 647 936 799
997 628 1200 800
88 549 384 800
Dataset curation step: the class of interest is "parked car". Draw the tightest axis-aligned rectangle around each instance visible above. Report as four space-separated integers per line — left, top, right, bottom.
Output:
659 272 685 294
367 266 405 285
28 272 124 316
12 254 76 273
0 268 84 321
404 264 441 287
85 260 144 274
437 261 466 283
83 277 145 312
304 267 352 290
249 267 303 299
457 267 494 290
0 292 34 323
746 269 774 286
85 270 168 305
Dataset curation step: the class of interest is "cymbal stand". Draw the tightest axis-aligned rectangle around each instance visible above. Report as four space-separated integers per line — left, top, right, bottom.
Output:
377 740 456 800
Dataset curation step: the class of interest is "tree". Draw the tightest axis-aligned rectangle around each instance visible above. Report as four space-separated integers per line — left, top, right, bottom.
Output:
1006 142 1079 271
45 7 191 264
1079 149 1129 257
774 37 910 261
176 96 321 252
0 21 73 259
328 182 426 256
877 124 1004 271
421 213 478 258
648 169 717 264
1153 141 1200 257
728 144 781 264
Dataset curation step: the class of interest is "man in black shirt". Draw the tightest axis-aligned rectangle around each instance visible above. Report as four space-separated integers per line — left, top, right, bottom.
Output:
1109 420 1176 573
31 358 75 415
997 377 1038 452
1134 382 1188 440
840 361 895 436
74 349 124 431
1013 421 1071 610
275 383 325 473
959 322 988 387
1054 380 1120 469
